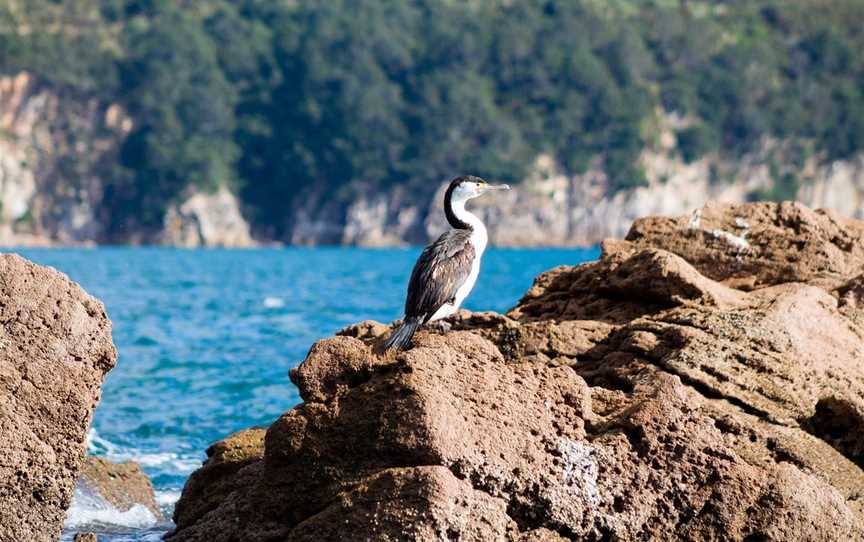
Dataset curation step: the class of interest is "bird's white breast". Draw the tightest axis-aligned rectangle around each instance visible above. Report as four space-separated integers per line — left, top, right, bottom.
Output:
429 223 486 322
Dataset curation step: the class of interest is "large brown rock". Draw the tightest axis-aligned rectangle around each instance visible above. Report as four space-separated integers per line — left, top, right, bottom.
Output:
77 456 162 520
168 202 864 541
0 254 117 541
171 427 266 531
625 201 864 291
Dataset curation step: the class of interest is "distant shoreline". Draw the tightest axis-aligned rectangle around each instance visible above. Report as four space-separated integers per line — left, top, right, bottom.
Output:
1 242 602 250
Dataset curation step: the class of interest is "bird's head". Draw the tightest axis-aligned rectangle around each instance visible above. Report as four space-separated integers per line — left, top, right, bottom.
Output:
447 175 510 203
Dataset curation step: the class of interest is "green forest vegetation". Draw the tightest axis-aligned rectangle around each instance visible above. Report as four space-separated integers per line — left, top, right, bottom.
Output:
1 0 863 239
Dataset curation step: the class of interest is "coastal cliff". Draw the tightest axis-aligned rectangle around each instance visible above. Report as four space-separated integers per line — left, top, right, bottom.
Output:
3 71 864 248
338 144 864 247
167 202 864 541
0 73 130 246
0 73 253 248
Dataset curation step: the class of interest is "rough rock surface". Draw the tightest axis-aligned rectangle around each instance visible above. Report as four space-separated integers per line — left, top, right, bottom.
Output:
169 202 864 541
77 456 162 520
0 254 117 541
625 200 864 290
172 427 266 531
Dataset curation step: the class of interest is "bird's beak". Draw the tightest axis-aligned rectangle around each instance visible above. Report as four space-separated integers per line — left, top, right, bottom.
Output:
484 184 511 191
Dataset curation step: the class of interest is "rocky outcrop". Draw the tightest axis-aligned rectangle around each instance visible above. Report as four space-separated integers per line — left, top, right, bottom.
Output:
168 202 864 541
76 456 162 520
161 187 256 247
625 200 864 291
171 427 266 530
294 146 864 247
0 254 117 541
0 72 255 247
0 73 132 246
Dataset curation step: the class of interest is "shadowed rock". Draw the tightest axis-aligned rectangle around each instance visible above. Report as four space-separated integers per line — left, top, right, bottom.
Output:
168 202 864 541
172 428 266 531
0 254 117 541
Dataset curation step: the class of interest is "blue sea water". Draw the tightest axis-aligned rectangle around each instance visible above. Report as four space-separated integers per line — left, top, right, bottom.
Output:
13 247 598 540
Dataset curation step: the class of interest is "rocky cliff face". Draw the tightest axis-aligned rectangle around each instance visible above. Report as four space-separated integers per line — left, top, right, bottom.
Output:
168 202 864 541
0 72 255 247
325 146 864 247
161 187 255 248
0 73 131 246
0 254 117 541
292 115 864 247
3 71 864 248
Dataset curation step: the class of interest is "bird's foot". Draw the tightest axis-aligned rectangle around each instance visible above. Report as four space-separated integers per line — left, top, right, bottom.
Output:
432 320 452 334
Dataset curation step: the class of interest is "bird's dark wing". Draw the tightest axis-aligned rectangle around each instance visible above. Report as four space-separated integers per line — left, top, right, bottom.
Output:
404 229 475 321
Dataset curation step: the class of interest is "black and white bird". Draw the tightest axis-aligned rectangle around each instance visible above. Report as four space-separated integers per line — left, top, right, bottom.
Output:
384 175 510 351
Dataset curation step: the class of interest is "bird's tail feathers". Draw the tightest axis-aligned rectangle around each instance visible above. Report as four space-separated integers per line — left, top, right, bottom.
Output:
384 317 422 351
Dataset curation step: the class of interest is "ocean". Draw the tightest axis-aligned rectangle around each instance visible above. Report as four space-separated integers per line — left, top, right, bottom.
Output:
14 247 599 540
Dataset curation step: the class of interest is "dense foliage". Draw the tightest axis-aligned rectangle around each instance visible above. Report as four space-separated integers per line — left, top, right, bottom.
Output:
1 0 863 237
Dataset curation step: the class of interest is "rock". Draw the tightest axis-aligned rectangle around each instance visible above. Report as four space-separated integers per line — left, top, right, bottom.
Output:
287 466 515 542
336 319 390 342
169 203 864 541
161 187 256 247
73 533 98 542
837 273 864 309
76 456 162 520
625 201 864 290
836 274 864 327
288 336 394 403
171 428 266 532
0 72 131 246
289 142 864 248
340 182 422 246
0 254 117 541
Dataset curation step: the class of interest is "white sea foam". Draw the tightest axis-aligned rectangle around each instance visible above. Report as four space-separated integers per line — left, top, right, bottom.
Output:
133 452 201 474
105 535 165 542
86 428 202 475
65 485 158 530
86 427 117 455
263 296 285 308
155 489 182 507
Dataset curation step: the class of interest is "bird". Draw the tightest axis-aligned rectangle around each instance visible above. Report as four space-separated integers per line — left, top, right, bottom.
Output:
384 175 510 351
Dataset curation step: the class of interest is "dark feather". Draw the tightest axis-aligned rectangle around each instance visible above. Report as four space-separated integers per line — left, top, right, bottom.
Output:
383 316 422 351
404 229 475 322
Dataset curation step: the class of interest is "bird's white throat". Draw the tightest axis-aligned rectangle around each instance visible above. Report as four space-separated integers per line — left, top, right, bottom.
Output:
449 198 488 254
